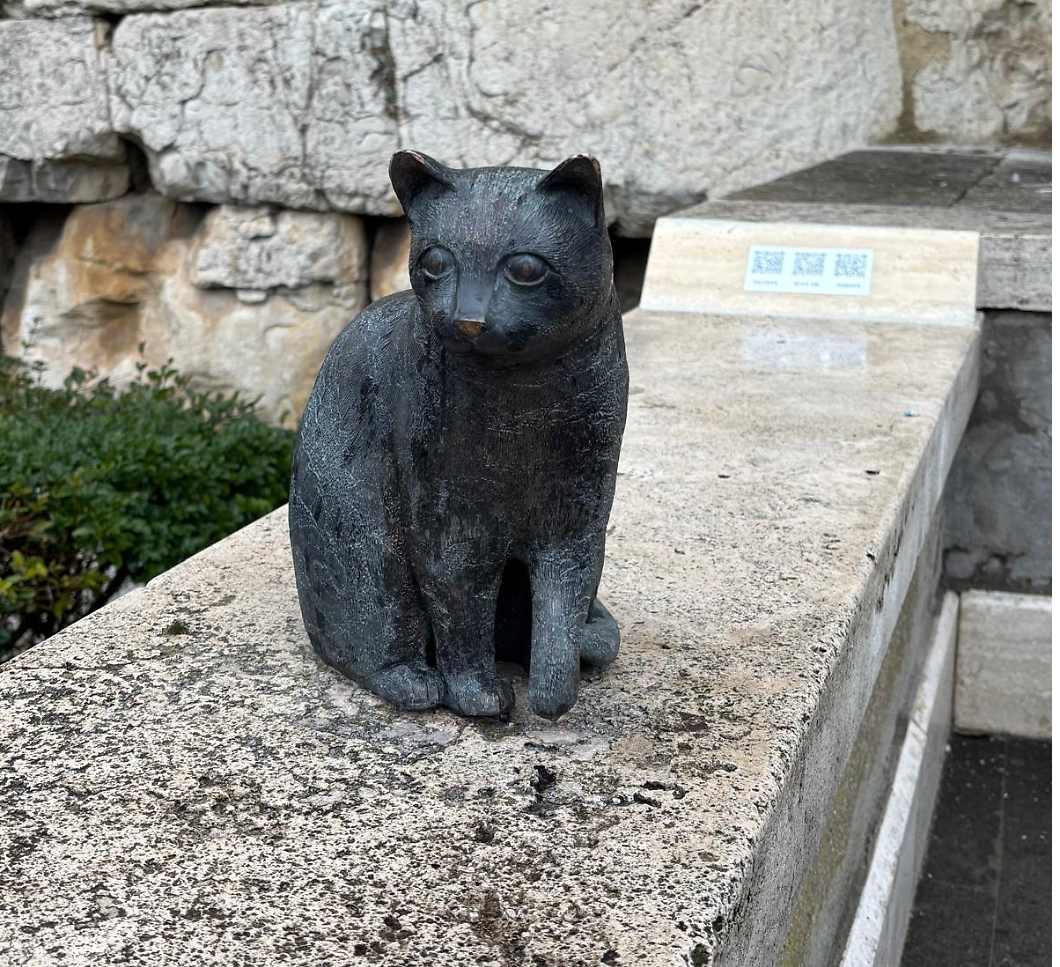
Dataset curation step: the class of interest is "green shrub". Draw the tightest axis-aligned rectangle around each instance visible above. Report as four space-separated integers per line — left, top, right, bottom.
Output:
0 354 294 660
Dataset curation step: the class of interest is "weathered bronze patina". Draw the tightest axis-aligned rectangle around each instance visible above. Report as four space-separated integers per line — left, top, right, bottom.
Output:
290 152 628 719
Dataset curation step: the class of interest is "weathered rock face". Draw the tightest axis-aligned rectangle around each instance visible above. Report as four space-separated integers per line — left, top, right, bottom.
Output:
192 205 368 297
900 0 1051 142
102 0 902 233
0 18 130 202
2 0 1050 223
0 193 368 425
108 3 400 215
1 0 273 15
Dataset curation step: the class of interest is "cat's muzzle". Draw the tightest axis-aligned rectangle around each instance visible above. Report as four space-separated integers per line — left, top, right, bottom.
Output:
454 319 486 338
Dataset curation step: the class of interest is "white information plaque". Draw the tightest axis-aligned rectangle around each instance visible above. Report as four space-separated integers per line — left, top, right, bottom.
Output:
743 245 875 296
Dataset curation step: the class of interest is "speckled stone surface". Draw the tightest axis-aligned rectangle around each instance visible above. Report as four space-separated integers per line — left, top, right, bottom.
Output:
0 310 979 967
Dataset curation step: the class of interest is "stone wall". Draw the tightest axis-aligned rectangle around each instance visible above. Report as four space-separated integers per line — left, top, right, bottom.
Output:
0 193 370 424
1 1 906 231
892 0 1052 144
0 0 1049 421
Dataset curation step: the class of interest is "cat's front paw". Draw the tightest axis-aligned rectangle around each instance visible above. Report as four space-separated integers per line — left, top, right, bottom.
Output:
443 671 515 718
363 660 445 711
580 598 620 666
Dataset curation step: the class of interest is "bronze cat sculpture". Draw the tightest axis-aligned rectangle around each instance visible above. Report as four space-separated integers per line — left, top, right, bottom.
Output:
289 151 628 720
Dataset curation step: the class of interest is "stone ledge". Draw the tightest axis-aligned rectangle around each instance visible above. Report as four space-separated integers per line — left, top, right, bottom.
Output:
0 309 978 966
955 590 1052 739
690 148 1051 312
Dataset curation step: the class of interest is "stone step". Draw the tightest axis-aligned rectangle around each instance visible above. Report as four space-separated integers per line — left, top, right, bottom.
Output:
673 148 1051 313
0 301 979 965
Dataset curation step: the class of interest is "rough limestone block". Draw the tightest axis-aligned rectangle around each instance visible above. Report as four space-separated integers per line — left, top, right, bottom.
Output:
1 0 275 15
108 3 400 215
107 0 901 233
906 0 1051 142
0 308 980 966
955 591 1052 738
0 18 129 201
192 206 368 297
0 192 367 425
369 218 411 301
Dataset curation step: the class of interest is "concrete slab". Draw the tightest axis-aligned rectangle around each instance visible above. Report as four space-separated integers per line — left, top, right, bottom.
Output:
955 591 1052 739
683 148 1051 312
0 310 979 966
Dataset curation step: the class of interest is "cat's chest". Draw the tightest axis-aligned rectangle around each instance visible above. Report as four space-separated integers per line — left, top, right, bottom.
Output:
396 364 617 510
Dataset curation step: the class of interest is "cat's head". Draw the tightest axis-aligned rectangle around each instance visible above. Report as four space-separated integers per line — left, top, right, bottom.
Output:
390 151 614 366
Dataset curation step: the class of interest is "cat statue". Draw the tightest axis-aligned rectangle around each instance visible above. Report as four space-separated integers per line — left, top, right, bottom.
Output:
289 151 628 720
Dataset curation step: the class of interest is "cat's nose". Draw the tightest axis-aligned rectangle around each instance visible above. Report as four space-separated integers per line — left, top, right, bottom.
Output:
454 319 486 338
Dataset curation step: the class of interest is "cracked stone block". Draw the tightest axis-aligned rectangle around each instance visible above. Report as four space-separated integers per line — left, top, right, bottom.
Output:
108 2 399 215
908 0 1051 142
108 0 901 234
0 18 128 201
0 192 367 426
1 0 276 16
192 205 368 294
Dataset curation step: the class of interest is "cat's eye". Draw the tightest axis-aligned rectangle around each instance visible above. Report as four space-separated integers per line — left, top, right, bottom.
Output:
418 246 454 281
504 253 547 287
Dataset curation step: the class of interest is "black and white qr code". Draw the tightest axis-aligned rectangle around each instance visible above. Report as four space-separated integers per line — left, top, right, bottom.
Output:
793 251 826 276
834 253 869 278
752 250 784 275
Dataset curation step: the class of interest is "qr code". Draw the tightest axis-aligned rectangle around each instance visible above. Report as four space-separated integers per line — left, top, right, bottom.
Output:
751 250 784 275
793 251 825 276
835 253 869 278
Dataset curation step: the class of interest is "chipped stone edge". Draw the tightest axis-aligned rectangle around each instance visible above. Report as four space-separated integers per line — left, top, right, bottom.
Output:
712 326 980 967
838 591 959 967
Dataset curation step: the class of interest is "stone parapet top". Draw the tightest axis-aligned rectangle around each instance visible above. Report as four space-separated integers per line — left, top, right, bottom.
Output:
0 308 979 966
688 148 1051 313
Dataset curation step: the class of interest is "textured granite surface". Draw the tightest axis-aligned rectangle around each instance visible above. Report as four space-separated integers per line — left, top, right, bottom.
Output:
0 310 978 966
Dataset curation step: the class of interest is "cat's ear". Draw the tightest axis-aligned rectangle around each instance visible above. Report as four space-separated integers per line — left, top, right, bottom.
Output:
389 150 456 217
538 155 604 226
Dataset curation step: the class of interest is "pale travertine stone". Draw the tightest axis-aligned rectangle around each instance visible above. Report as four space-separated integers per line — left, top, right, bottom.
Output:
107 3 401 215
955 591 1052 738
104 0 902 233
686 148 1052 312
0 308 980 966
0 193 367 425
640 219 980 326
369 218 411 301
